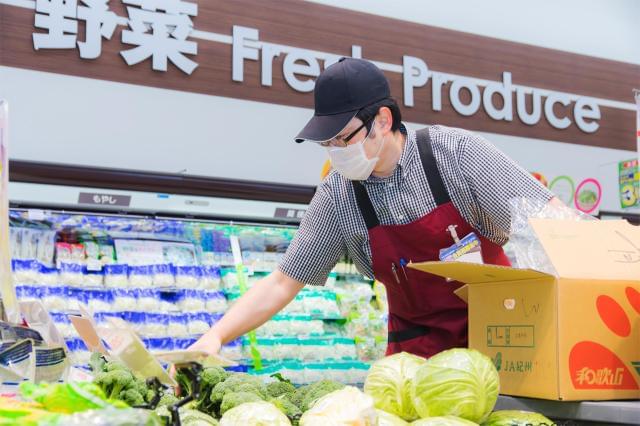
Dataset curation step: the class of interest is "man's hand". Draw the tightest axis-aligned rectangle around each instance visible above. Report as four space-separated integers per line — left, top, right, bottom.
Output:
187 331 222 356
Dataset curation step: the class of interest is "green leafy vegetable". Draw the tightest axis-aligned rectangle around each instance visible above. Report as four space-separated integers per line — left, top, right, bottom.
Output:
410 348 499 423
364 352 426 421
482 410 553 426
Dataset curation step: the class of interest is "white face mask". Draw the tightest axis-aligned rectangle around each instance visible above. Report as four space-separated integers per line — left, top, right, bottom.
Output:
326 121 385 181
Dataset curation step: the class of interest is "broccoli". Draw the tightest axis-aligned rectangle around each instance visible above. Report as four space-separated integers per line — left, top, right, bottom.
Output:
269 395 302 425
157 392 180 408
176 366 229 415
209 373 267 406
94 369 135 400
103 361 128 372
219 391 263 416
89 352 106 373
266 381 296 398
180 409 219 425
295 380 344 412
119 388 144 407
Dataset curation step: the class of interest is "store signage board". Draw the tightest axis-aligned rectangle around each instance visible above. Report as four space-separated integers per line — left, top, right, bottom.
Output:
24 1 599 133
78 192 132 207
2 1 636 150
274 207 306 220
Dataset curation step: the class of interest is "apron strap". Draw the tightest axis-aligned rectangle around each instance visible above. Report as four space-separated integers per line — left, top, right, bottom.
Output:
415 128 451 206
351 127 451 230
388 324 430 343
352 181 380 230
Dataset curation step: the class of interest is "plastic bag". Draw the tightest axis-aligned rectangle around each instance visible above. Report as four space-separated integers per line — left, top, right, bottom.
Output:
51 408 162 425
507 197 595 275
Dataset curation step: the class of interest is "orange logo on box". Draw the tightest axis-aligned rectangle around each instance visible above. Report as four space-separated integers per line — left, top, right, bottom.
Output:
569 286 640 390
570 342 638 389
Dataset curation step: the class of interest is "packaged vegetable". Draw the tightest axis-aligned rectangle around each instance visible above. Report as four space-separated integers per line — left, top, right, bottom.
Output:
299 386 376 426
104 265 129 288
220 401 291 426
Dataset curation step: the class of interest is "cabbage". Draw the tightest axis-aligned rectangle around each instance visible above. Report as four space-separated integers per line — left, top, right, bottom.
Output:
410 348 499 423
364 352 426 421
219 401 291 426
299 386 377 426
411 416 478 425
482 410 553 426
377 409 410 425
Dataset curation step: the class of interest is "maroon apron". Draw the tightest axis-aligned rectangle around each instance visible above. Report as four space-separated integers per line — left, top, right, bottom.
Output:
352 128 511 358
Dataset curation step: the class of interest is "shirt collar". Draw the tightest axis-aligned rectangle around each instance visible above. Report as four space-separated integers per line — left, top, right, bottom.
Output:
363 123 416 184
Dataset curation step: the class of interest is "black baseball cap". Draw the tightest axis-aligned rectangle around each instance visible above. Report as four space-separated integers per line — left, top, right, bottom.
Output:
295 57 390 143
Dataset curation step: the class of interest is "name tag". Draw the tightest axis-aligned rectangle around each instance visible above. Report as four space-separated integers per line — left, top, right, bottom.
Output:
439 232 483 264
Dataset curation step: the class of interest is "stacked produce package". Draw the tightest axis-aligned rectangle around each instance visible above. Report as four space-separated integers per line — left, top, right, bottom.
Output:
7 209 387 384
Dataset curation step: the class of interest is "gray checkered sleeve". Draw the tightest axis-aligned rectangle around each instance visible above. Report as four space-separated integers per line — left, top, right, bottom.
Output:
278 183 346 286
459 133 554 244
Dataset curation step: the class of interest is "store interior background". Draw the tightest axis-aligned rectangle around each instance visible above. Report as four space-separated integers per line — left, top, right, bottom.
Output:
1 0 638 222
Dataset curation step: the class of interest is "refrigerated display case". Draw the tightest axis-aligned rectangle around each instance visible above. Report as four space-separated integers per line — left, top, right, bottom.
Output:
6 180 387 385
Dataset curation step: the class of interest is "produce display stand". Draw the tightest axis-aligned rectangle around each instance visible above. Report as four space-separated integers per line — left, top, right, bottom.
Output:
495 395 640 425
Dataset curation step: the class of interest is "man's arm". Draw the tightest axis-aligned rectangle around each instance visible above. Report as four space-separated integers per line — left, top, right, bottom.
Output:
188 270 303 355
189 183 345 355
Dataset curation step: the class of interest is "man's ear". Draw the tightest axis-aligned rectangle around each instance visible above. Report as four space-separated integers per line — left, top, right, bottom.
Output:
378 106 393 133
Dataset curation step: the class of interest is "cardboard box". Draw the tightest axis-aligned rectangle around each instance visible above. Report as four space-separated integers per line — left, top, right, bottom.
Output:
410 219 640 401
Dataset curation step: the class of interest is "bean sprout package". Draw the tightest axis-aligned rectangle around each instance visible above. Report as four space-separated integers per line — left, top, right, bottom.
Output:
69 307 235 387
0 301 70 384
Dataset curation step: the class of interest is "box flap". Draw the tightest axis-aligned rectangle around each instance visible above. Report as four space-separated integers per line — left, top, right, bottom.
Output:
409 261 552 284
529 219 640 280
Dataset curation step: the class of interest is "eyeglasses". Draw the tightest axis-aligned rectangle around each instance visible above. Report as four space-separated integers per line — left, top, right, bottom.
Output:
318 117 374 148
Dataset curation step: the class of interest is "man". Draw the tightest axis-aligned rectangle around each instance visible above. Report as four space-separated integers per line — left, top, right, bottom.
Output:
190 58 556 358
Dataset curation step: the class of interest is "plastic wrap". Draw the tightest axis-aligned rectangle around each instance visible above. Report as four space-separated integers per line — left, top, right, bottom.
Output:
42 286 67 312
205 291 228 313
187 312 210 335
12 259 39 284
152 264 174 288
38 264 59 286
103 264 129 288
129 265 153 288
138 289 160 311
201 265 222 290
167 313 189 337
59 263 84 287
175 265 201 289
85 289 113 312
507 197 595 275
53 408 162 425
112 289 138 311
83 269 104 287
177 289 207 311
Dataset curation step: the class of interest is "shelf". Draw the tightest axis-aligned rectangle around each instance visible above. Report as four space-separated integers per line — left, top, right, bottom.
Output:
495 395 640 425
